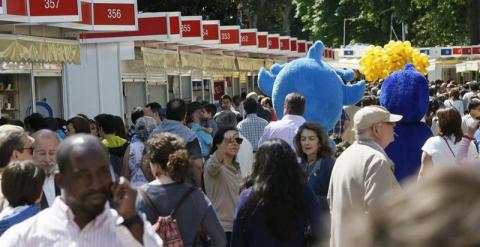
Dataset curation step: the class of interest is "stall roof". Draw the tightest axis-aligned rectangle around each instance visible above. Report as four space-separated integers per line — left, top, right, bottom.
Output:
0 34 80 64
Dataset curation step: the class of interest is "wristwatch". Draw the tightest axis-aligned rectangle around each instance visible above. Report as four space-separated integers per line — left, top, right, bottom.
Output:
122 214 143 228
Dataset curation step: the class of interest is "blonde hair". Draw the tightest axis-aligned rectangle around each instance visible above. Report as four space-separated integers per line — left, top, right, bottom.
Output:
344 166 480 247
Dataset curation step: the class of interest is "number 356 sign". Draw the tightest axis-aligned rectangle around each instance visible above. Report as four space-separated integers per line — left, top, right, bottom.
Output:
85 0 137 30
51 0 137 31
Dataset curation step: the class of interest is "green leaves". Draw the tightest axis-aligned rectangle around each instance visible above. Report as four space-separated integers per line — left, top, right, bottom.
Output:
293 0 472 47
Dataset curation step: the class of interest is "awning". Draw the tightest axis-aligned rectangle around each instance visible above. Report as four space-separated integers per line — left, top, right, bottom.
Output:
456 63 466 73
466 60 480 71
327 58 360 70
180 52 203 70
141 47 179 71
0 34 80 64
265 59 274 69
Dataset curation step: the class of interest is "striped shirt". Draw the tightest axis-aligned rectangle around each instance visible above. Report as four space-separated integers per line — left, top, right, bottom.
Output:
0 197 163 247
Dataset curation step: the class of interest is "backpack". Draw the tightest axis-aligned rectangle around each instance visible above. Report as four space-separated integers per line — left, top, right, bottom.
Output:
139 187 196 247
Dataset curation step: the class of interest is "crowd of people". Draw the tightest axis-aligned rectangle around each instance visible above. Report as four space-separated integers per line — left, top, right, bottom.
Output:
0 79 478 246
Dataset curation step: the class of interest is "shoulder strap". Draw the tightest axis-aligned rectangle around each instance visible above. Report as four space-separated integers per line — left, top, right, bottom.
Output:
170 186 196 217
139 188 161 216
443 137 456 159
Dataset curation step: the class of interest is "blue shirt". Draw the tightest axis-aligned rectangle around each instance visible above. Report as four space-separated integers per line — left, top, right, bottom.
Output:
0 205 40 236
191 123 213 158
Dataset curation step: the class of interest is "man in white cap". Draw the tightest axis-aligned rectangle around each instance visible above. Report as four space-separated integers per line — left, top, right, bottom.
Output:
328 106 402 247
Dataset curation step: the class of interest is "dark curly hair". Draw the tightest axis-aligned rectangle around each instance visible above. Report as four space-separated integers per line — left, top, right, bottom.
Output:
242 139 307 240
146 133 189 182
294 122 333 162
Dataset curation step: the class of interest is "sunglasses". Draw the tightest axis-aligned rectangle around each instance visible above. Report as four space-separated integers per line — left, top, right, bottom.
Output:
226 137 243 145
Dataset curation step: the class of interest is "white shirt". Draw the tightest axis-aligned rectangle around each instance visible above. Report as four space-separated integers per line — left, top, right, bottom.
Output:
258 114 306 150
42 174 56 207
422 135 478 167
236 133 254 178
0 197 163 247
461 114 477 135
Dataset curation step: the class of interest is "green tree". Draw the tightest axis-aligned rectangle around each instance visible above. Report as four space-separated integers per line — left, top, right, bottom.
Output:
294 0 473 47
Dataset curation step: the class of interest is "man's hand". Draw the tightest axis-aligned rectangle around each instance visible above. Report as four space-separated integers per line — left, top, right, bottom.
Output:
111 177 137 219
111 177 143 243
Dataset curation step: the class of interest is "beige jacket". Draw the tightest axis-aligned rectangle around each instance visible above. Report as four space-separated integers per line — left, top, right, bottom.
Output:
203 152 242 232
328 139 399 247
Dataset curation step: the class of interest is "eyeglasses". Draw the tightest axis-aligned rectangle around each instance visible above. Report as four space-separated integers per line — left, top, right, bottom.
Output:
226 137 243 145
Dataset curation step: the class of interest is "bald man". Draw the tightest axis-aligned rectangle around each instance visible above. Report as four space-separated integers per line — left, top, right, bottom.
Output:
0 134 162 246
32 129 61 208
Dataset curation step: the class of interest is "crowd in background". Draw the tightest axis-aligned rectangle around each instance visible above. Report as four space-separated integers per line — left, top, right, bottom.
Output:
0 78 479 246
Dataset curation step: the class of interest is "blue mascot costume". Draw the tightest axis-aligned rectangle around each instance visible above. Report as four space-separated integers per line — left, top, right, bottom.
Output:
257 41 365 134
381 64 433 182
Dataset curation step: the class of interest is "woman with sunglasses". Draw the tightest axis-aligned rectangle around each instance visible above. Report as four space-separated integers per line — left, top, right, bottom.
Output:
204 127 243 246
419 108 479 180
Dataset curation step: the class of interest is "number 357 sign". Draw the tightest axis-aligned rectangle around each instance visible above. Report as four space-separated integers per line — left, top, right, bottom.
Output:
1 0 81 22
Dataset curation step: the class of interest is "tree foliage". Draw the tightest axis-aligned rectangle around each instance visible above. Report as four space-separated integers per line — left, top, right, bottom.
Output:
294 0 474 47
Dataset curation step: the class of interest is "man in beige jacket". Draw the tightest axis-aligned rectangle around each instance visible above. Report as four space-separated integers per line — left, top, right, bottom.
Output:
328 106 402 247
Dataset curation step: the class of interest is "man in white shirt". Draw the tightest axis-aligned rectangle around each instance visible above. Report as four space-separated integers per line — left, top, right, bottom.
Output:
0 134 162 246
258 92 306 149
461 98 480 135
32 129 61 209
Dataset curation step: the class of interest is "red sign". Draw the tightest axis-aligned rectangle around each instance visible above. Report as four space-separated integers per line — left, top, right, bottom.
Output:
298 42 306 53
80 1 92 24
181 19 202 38
28 0 79 16
452 47 462 55
203 23 219 41
92 3 135 25
6 0 27 15
280 38 290 50
81 14 167 40
462 47 472 55
169 15 180 35
473 47 480 55
214 80 225 100
290 39 297 52
258 34 267 48
324 49 333 59
220 28 240 45
241 32 256 46
268 36 279 49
